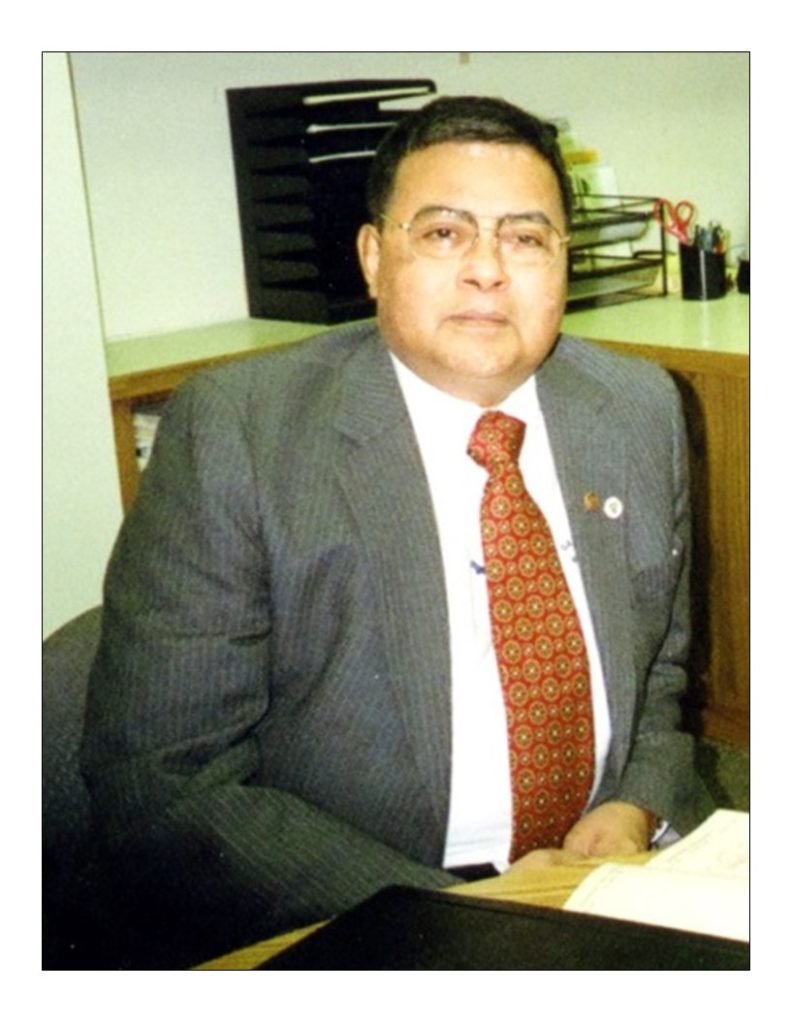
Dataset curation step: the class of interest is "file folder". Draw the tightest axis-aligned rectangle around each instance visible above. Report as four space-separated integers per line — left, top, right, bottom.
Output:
257 885 749 970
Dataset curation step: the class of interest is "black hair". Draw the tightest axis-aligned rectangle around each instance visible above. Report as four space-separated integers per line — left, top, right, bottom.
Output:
366 95 574 227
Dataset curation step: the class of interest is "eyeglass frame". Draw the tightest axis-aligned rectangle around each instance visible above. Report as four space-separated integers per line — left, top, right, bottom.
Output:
377 205 571 266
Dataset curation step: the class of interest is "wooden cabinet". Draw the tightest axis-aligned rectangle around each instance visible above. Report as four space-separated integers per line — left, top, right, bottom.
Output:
109 352 278 510
593 340 748 748
563 293 748 748
106 319 326 510
106 295 749 748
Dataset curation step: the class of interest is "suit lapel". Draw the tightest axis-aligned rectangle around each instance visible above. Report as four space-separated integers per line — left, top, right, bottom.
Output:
536 340 636 772
333 332 452 844
325 329 638 834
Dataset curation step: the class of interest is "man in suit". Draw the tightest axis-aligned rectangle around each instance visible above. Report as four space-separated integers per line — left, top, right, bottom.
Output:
82 96 711 968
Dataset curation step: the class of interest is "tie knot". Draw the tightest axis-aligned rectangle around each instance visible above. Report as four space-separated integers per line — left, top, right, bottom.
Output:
468 410 525 471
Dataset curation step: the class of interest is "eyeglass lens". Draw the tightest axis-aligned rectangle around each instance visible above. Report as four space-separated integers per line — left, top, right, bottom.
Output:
407 209 561 264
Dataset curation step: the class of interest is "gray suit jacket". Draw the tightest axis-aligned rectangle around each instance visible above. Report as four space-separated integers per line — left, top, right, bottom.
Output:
82 321 711 966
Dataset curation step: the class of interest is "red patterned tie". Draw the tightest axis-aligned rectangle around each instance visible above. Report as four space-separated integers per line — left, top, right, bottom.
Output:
468 410 594 860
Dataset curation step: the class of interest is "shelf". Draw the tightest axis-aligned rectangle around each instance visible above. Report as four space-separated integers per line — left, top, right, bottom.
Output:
567 194 667 308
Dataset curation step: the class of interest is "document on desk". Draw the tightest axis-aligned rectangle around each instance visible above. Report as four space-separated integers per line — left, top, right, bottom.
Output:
564 810 749 943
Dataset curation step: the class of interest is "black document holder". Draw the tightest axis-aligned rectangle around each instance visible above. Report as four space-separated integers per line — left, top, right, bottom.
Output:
227 79 436 325
257 885 748 970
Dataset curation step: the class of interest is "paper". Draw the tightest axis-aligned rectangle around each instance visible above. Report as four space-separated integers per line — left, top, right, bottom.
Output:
564 811 749 943
649 808 748 879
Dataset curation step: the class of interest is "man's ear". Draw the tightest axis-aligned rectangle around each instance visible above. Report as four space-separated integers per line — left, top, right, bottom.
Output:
356 223 381 299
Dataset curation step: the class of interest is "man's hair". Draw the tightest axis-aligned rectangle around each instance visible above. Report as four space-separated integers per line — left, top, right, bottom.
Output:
366 95 574 226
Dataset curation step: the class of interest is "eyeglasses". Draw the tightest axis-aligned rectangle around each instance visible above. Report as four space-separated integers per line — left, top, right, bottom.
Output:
380 206 570 267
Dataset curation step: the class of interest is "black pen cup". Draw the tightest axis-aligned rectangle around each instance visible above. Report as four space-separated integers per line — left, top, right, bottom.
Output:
679 243 727 300
737 258 750 294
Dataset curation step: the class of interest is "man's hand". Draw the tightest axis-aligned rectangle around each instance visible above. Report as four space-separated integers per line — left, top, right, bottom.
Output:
450 847 588 895
561 800 657 858
501 847 589 879
451 802 658 896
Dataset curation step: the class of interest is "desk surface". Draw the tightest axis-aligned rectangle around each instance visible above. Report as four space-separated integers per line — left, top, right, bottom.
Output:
563 291 748 354
105 292 748 381
195 853 652 970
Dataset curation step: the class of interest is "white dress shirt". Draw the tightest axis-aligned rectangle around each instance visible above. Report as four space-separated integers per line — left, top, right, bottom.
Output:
391 354 612 871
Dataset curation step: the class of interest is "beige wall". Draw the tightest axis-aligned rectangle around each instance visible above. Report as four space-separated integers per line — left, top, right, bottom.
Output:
44 51 748 632
69 51 748 341
43 53 122 636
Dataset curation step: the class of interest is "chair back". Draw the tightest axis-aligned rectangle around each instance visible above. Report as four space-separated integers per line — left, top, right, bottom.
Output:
42 607 103 966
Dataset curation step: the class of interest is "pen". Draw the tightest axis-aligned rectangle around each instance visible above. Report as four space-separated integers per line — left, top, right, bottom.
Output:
693 222 725 253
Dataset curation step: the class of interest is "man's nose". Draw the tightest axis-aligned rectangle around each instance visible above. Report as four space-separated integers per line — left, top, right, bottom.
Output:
459 228 509 289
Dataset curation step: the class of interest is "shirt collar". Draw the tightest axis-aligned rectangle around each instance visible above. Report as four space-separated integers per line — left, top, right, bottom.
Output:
390 351 538 440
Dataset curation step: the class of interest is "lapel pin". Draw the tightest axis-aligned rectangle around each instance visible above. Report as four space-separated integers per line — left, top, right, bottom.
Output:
603 496 624 520
583 491 600 512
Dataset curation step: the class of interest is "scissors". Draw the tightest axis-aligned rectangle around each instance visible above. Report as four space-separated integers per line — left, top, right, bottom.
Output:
653 198 697 245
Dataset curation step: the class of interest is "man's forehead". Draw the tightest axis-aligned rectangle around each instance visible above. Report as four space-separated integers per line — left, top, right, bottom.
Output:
388 140 563 213
397 139 546 171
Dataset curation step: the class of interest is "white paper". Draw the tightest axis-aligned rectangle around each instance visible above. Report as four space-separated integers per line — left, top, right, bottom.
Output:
564 811 749 942
649 809 748 880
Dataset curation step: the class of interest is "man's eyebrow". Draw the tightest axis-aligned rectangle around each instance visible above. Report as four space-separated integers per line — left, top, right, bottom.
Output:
412 204 471 218
506 210 552 225
412 206 553 225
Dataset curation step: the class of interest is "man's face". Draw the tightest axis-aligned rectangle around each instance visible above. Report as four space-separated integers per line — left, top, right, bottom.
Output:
357 141 568 407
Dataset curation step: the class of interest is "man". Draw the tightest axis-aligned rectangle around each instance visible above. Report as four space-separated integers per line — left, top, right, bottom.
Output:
82 96 711 968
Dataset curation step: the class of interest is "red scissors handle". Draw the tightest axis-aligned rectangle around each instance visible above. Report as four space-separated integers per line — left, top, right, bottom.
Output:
673 201 695 233
654 198 696 245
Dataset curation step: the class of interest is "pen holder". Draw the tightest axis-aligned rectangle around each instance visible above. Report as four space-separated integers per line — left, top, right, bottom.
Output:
679 243 727 300
737 258 750 294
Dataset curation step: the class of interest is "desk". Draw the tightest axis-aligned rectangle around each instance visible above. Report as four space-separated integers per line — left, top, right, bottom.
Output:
566 294 749 748
104 293 748 748
105 295 747 511
105 318 328 510
195 853 653 969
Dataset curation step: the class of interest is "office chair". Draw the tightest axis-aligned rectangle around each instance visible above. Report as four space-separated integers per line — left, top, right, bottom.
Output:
43 606 116 968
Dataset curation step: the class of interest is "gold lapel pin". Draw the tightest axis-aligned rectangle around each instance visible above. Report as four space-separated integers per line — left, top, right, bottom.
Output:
583 491 600 512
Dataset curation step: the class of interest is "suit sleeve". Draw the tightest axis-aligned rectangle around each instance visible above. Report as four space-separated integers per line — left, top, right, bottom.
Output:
609 373 714 835
81 373 456 968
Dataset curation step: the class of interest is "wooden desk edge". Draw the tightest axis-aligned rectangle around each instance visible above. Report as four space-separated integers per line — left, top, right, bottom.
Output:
108 339 300 401
591 338 748 377
107 340 304 509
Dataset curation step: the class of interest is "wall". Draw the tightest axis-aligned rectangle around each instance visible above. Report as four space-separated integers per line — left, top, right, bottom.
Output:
69 51 749 341
43 53 123 636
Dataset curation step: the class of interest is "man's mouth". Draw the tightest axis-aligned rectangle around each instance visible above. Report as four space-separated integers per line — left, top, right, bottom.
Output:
448 310 510 326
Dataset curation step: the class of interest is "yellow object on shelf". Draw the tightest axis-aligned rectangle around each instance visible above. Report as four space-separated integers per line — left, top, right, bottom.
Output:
564 149 600 165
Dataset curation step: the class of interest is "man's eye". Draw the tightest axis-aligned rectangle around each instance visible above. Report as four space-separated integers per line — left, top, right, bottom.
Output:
508 228 548 249
422 224 462 245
